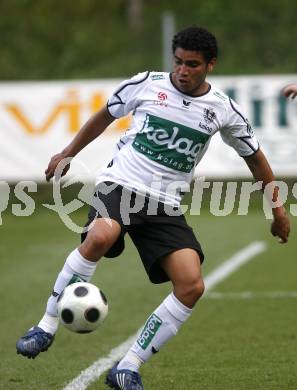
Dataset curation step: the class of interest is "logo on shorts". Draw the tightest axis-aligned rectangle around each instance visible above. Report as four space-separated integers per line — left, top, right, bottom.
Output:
137 314 162 350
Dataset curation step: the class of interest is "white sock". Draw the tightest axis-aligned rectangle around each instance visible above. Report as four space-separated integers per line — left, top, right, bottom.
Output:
38 313 59 335
38 248 97 334
118 292 192 372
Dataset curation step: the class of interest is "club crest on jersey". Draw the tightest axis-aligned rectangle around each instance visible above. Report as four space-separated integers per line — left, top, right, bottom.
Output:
203 108 216 123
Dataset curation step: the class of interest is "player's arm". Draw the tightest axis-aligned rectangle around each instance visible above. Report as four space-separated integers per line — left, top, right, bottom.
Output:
45 106 115 181
243 149 290 243
282 83 297 99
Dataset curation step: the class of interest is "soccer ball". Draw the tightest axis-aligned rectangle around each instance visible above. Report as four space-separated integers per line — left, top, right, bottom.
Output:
57 282 108 333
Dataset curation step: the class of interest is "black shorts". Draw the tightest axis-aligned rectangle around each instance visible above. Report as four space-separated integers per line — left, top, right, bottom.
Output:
81 182 204 284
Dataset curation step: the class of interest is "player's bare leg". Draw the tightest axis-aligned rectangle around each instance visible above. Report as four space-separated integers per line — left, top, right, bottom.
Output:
161 248 204 308
106 249 203 389
78 218 122 260
16 218 121 359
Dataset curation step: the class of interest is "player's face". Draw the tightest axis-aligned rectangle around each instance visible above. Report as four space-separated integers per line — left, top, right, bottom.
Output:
172 48 216 96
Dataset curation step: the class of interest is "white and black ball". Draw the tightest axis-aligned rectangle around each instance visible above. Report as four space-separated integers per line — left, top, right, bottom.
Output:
57 282 108 333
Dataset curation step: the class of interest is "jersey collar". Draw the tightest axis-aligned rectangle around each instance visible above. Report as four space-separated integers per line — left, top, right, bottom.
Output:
169 72 211 98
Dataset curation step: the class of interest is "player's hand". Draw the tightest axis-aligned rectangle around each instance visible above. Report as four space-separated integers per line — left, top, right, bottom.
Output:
282 84 297 99
45 153 71 182
270 212 290 244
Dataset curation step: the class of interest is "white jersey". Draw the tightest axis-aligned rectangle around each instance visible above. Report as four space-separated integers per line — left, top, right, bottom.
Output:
97 71 259 206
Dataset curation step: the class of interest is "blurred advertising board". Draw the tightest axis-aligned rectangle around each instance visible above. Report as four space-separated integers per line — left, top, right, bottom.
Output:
0 75 296 181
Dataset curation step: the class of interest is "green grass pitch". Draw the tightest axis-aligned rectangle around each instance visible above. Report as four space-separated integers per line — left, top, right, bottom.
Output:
0 208 296 390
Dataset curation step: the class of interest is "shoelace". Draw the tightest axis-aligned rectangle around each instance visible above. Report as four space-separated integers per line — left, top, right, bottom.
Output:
25 330 49 347
128 372 142 389
117 372 142 389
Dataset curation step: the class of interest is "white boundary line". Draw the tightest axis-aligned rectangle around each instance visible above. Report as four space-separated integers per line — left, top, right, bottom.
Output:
63 241 266 390
205 291 297 299
203 241 267 292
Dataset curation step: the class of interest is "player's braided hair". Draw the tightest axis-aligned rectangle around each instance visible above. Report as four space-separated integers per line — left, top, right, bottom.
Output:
172 26 218 63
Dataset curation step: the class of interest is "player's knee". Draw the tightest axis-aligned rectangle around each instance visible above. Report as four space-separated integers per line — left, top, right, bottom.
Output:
83 229 113 256
177 277 205 305
93 231 112 249
190 278 205 301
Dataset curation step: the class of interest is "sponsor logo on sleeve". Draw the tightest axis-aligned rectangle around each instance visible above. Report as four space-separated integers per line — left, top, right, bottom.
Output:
151 74 166 81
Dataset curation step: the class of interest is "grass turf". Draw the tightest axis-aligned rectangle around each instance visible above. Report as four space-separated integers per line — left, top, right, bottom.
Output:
0 208 296 390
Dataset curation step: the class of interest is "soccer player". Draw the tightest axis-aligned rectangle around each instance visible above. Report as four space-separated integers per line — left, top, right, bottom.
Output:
16 26 290 390
283 83 297 99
